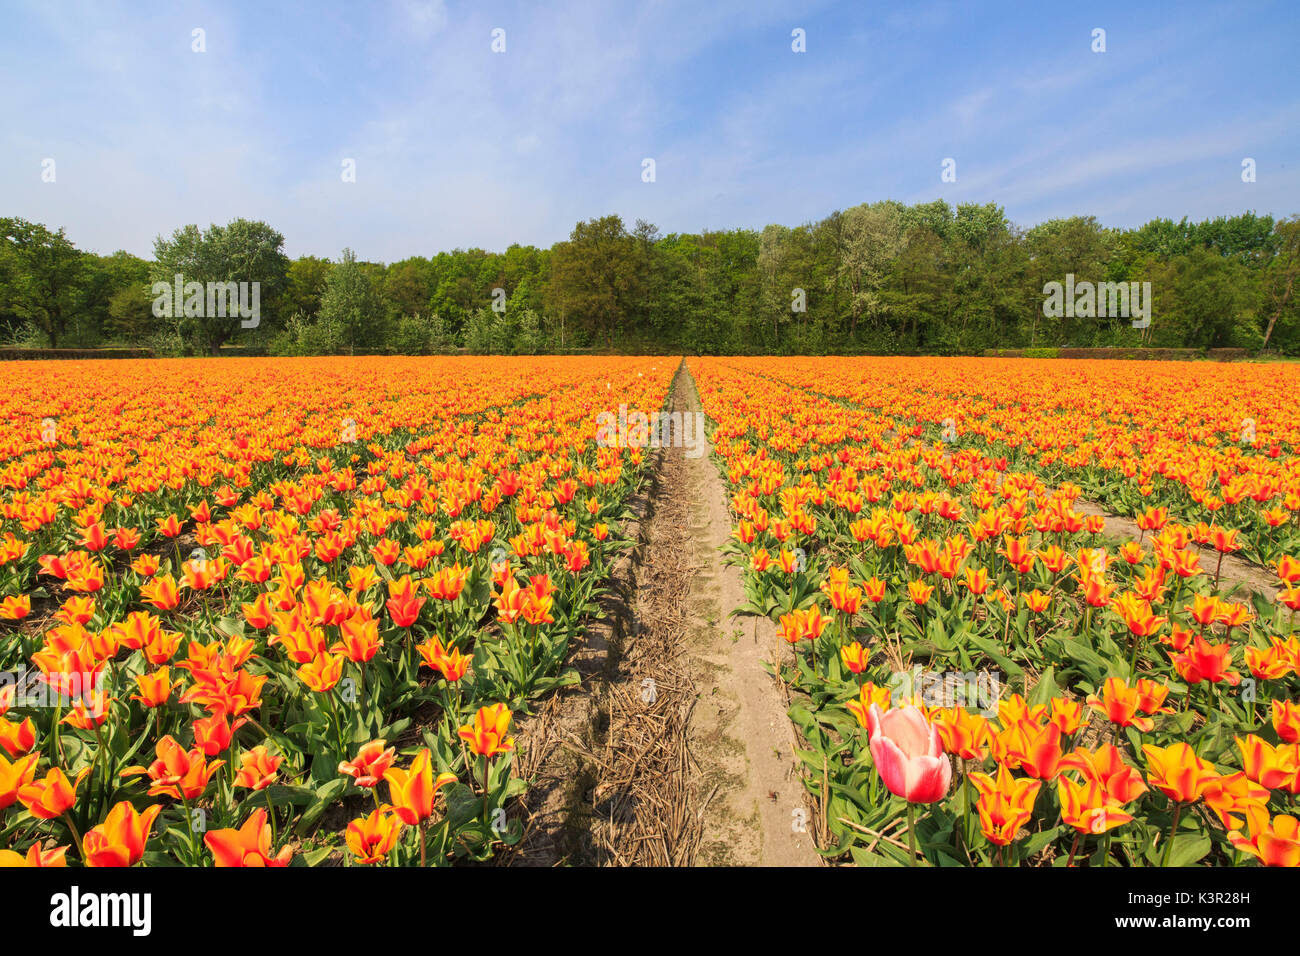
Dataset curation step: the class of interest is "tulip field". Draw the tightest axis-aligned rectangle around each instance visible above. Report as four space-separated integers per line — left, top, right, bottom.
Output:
0 353 1298 868
0 356 673 866
696 356 1300 867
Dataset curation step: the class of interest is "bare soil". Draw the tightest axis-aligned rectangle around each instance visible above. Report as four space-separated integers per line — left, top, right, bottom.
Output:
672 361 821 866
504 360 821 866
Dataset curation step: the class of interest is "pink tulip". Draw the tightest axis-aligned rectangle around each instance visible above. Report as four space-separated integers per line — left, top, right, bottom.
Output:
866 703 952 803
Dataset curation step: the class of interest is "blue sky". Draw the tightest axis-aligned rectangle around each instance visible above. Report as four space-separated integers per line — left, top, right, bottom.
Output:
2 0 1296 261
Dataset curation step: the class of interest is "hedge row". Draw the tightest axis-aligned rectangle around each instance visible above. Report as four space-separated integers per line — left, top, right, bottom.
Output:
981 347 1252 361
0 347 154 361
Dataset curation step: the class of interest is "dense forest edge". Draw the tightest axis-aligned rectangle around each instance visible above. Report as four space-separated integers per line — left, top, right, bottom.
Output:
3 201 1298 358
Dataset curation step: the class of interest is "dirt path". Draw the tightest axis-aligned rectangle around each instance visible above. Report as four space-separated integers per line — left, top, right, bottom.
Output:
672 361 822 867
505 360 821 866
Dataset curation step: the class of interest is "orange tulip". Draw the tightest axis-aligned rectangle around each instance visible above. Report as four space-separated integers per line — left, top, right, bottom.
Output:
155 514 183 538
1168 549 1202 579
1133 678 1172 716
383 749 458 825
907 579 934 605
931 706 991 761
130 554 160 576
0 751 40 809
0 716 37 757
140 573 181 611
1118 541 1144 565
1142 742 1219 803
346 805 404 864
839 641 871 674
234 746 283 791
1282 585 1300 612
1001 535 1034 571
846 682 894 729
1228 805 1300 867
1111 592 1165 638
1236 735 1300 794
1057 776 1132 835
960 566 991 595
297 653 344 693
339 739 397 788
1171 633 1241 686
862 576 887 604
1273 699 1300 744
1023 589 1051 613
1209 526 1241 553
0 843 68 866
205 808 293 867
801 605 829 641
1060 743 1148 803
458 703 515 758
1245 643 1293 681
192 710 248 756
18 767 90 819
121 735 224 801
1037 545 1071 574
332 612 383 663
995 720 1065 780
1087 677 1155 732
1047 697 1083 736
776 611 802 644
1202 771 1270 830
0 595 30 620
130 667 173 708
1216 601 1254 631
970 763 1040 846
821 573 863 614
385 575 426 627
494 576 527 624
1079 572 1116 608
1185 593 1221 627
61 692 111 731
82 801 162 867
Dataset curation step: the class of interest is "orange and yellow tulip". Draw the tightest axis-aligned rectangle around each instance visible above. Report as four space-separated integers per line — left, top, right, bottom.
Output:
205 808 293 867
82 801 162 867
383 748 457 825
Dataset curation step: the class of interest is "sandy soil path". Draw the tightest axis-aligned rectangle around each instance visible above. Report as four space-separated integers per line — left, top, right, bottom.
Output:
673 360 822 866
505 360 819 866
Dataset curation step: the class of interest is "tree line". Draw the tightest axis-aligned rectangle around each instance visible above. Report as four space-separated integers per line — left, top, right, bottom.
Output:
2 201 1298 356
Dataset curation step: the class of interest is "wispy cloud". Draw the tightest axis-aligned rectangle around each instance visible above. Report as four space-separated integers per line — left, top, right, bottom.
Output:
1 0 1296 260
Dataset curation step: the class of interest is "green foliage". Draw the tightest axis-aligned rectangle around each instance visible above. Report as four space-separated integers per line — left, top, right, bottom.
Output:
315 248 384 353
0 217 83 348
391 312 450 355
4 203 1300 355
150 218 290 355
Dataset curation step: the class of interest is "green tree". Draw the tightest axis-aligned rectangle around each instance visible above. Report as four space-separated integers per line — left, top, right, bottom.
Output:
548 215 642 348
1261 216 1300 352
151 219 289 355
0 217 83 348
839 202 904 338
317 248 383 353
285 256 332 321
